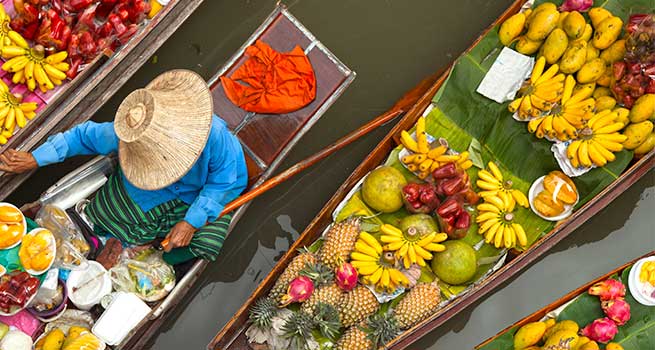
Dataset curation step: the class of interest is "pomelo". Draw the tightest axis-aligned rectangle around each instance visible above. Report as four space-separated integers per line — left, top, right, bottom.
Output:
399 214 438 236
361 166 407 213
430 240 477 285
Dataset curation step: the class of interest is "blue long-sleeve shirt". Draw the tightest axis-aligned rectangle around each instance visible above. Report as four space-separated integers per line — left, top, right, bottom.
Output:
32 115 248 229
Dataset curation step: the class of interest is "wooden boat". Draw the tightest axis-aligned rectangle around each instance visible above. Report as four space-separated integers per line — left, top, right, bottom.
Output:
0 0 206 200
208 0 655 349
18 5 359 349
476 251 655 350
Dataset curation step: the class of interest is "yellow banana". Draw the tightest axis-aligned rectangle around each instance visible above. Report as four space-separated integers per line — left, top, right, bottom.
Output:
355 264 381 276
427 145 447 159
536 64 559 85
14 108 25 128
1 46 27 58
423 243 445 252
384 241 405 251
512 223 527 247
3 56 29 72
531 56 546 82
368 267 383 284
476 212 500 223
3 107 14 129
355 241 378 257
590 140 616 162
479 217 500 234
42 63 68 81
561 75 576 104
7 31 28 49
350 252 378 262
511 189 529 207
487 162 503 181
12 69 24 84
34 63 54 92
380 224 403 236
359 232 382 253
413 245 433 261
494 225 505 248
477 203 501 213
594 122 624 135
593 137 623 152
477 170 500 185
577 140 592 167
587 141 607 167
400 130 419 152
24 60 35 81
503 225 514 249
45 51 68 64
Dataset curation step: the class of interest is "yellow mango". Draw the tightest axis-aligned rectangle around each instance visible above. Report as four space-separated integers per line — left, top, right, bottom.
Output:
513 321 547 350
600 39 626 63
573 336 592 350
563 11 586 39
586 44 599 62
589 7 612 29
629 94 655 123
613 107 630 124
560 41 587 74
596 68 613 87
634 132 655 155
543 28 569 64
527 9 560 41
500 12 527 46
623 121 654 150
557 11 569 29
573 24 593 43
544 318 557 330
544 320 580 339
605 343 624 350
43 329 65 350
516 36 543 55
579 340 600 350
544 330 579 348
577 58 607 84
593 86 612 99
596 96 617 111
593 16 623 50
532 3 558 16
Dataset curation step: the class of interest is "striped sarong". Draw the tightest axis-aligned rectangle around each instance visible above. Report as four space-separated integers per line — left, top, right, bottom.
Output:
85 172 232 262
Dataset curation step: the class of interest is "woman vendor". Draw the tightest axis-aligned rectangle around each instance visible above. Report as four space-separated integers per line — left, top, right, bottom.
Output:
0 70 248 265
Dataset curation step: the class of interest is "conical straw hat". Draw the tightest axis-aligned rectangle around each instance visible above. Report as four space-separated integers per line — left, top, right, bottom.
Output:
114 69 213 190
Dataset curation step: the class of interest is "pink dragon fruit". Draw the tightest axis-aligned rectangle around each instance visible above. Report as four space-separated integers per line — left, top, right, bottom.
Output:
602 298 631 326
588 278 626 301
279 276 314 306
558 0 593 12
580 317 619 343
335 262 358 292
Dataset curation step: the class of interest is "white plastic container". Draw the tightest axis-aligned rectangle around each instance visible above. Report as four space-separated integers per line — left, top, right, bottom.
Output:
92 292 151 345
66 261 112 310
629 256 655 306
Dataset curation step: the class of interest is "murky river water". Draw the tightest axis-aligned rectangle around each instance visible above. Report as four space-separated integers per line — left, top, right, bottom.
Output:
7 0 655 349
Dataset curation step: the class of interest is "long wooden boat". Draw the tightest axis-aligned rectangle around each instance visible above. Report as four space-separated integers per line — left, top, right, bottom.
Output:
208 0 655 349
17 5 359 349
476 251 655 350
0 0 206 200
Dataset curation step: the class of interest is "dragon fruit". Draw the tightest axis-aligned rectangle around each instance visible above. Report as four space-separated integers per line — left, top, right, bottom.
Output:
279 276 314 306
588 278 626 301
335 262 358 291
580 317 619 344
558 0 592 12
602 298 631 326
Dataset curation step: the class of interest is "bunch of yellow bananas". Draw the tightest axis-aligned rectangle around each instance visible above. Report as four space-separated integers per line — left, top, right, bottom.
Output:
527 76 596 141
350 232 409 293
1 32 69 93
476 161 529 208
0 81 39 145
379 223 447 269
400 117 473 179
509 57 565 120
476 191 528 249
566 110 627 168
0 4 13 50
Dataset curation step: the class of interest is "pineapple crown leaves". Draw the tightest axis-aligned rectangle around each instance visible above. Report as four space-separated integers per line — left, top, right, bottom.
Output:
299 262 335 286
361 313 401 348
281 310 317 350
248 297 279 328
312 302 342 341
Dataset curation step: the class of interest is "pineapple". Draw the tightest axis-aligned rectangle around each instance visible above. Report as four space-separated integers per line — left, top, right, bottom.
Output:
335 314 400 350
319 217 361 269
299 262 334 287
339 285 379 328
301 283 343 315
248 297 278 328
281 310 316 350
268 247 317 303
336 325 370 350
313 302 342 341
393 281 441 329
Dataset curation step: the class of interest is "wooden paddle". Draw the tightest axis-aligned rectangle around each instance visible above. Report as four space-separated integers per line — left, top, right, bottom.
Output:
161 71 443 251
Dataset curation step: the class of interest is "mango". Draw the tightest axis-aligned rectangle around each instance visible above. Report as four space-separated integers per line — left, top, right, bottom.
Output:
544 318 557 330
593 17 623 50
577 58 607 84
596 68 612 87
579 340 600 350
544 330 579 348
527 9 560 41
500 12 527 46
593 86 612 99
613 107 631 125
595 96 617 111
623 121 654 150
516 36 543 55
0 206 22 222
634 132 655 155
532 3 558 17
513 321 547 350
544 320 579 339
563 11 586 40
574 336 592 350
605 343 624 350
43 329 65 350
542 28 569 64
557 11 569 29
600 40 626 63
586 44 600 62
543 171 577 204
629 94 655 123
573 24 593 43
534 190 565 217
560 41 587 74
589 7 612 29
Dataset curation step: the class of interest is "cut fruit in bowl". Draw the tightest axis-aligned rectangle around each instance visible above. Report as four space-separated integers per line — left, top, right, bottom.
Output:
0 203 27 250
528 176 579 221
19 228 57 275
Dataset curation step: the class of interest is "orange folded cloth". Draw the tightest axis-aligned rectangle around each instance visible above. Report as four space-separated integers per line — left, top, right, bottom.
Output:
220 40 317 114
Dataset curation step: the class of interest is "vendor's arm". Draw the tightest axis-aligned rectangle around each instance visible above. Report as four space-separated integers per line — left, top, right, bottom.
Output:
0 121 118 173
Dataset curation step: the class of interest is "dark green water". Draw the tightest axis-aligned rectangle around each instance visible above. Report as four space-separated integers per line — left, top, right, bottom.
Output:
7 0 655 349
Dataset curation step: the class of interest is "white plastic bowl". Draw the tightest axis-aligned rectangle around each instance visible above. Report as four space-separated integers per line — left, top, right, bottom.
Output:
22 228 57 276
528 176 578 222
628 256 655 306
67 261 112 311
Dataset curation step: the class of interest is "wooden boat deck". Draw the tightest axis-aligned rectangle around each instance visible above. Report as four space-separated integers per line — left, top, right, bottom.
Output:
0 0 206 200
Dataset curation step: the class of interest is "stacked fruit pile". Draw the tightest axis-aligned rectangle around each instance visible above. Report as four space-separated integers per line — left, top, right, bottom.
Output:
499 2 655 168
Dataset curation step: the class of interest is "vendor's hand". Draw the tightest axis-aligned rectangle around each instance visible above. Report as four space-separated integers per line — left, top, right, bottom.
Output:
0 149 38 174
163 221 196 252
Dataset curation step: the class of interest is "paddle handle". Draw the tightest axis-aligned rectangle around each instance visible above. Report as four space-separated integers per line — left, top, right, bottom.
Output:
160 109 403 251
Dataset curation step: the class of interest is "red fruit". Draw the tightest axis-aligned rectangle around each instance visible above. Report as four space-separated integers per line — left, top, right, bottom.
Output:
437 198 461 218
279 276 314 306
454 210 471 230
647 79 655 94
432 163 458 179
588 278 626 301
403 183 420 201
580 317 618 343
602 298 631 326
69 0 95 11
109 13 127 35
613 62 626 80
624 95 635 108
335 263 358 292
442 176 465 196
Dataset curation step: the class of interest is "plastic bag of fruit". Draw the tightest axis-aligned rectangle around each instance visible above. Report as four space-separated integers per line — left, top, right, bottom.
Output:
109 247 175 302
35 205 90 271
